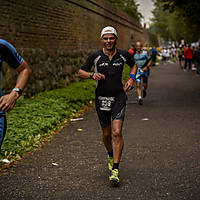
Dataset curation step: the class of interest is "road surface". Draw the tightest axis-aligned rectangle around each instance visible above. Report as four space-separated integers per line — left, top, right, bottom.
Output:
0 61 200 200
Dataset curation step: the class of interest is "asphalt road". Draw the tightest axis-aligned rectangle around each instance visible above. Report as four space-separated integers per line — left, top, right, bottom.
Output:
0 61 200 200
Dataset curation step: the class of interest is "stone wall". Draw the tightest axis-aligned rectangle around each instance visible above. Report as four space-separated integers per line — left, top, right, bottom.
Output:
0 0 145 96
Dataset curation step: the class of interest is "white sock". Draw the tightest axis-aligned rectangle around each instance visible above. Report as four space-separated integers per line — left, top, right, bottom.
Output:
138 96 142 99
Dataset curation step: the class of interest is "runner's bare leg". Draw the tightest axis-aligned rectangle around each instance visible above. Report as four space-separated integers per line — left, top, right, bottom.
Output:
136 81 142 97
102 126 112 153
112 120 124 163
143 82 148 90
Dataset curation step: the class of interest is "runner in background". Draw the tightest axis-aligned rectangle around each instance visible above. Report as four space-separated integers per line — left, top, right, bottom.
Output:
161 47 167 61
166 48 171 61
171 46 177 63
192 46 198 70
195 45 200 76
134 41 152 105
0 39 31 148
177 45 184 69
184 44 193 71
150 47 157 66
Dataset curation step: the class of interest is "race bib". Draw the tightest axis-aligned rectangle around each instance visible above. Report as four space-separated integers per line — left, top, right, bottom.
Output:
98 96 115 111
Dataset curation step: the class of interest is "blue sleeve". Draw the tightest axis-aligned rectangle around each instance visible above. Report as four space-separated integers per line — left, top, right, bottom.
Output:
0 39 23 68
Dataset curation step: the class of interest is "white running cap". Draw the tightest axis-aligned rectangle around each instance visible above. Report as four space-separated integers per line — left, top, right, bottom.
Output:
100 26 118 38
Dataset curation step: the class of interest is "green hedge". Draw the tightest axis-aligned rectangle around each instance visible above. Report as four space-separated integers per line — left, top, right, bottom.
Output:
0 80 96 163
0 65 131 164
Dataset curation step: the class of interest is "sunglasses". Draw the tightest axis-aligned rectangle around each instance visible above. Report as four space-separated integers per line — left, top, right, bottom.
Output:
102 37 116 41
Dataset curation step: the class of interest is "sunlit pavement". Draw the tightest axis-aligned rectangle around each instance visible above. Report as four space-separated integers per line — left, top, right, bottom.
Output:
0 61 200 200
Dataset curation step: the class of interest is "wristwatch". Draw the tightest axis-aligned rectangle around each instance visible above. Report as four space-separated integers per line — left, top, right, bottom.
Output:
90 72 95 79
12 88 23 97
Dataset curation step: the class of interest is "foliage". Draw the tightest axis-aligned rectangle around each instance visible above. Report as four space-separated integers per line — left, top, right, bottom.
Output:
150 1 172 41
123 64 131 81
106 0 143 23
0 80 96 163
151 0 200 43
146 27 159 47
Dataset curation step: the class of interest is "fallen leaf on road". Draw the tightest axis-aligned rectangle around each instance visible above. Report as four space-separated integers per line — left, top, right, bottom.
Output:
52 163 59 166
141 118 149 121
70 118 84 122
77 128 83 131
1 159 10 164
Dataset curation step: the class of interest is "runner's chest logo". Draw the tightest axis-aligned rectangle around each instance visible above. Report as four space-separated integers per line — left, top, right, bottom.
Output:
99 62 109 67
113 62 122 67
113 58 123 67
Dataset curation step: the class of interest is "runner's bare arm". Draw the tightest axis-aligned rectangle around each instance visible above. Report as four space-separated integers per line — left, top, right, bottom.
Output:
143 59 152 71
0 60 31 112
124 63 137 91
15 60 31 90
130 63 138 75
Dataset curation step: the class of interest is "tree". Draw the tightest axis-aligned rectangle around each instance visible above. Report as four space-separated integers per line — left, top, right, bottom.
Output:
146 28 159 47
150 1 171 41
106 0 143 23
151 0 200 43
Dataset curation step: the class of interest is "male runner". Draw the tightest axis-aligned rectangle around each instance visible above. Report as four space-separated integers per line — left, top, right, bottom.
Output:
184 44 193 71
134 41 152 105
177 45 184 69
150 47 157 66
195 45 200 76
78 26 137 185
0 39 31 148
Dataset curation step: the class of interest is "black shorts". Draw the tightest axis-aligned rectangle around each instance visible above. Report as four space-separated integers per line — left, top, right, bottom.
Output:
95 93 126 127
179 55 183 61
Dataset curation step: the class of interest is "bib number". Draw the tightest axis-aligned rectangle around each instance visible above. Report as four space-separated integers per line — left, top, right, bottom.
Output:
98 96 115 111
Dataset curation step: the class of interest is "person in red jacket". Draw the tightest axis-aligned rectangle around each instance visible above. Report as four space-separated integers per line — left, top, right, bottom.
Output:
184 44 193 71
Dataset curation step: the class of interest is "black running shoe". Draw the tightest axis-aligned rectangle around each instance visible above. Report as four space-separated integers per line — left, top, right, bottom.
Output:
143 89 147 98
138 98 143 105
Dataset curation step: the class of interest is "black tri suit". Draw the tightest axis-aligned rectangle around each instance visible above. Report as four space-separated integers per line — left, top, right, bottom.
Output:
81 49 135 127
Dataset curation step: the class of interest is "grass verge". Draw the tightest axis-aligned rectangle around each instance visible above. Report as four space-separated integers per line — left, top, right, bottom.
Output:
0 80 96 167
